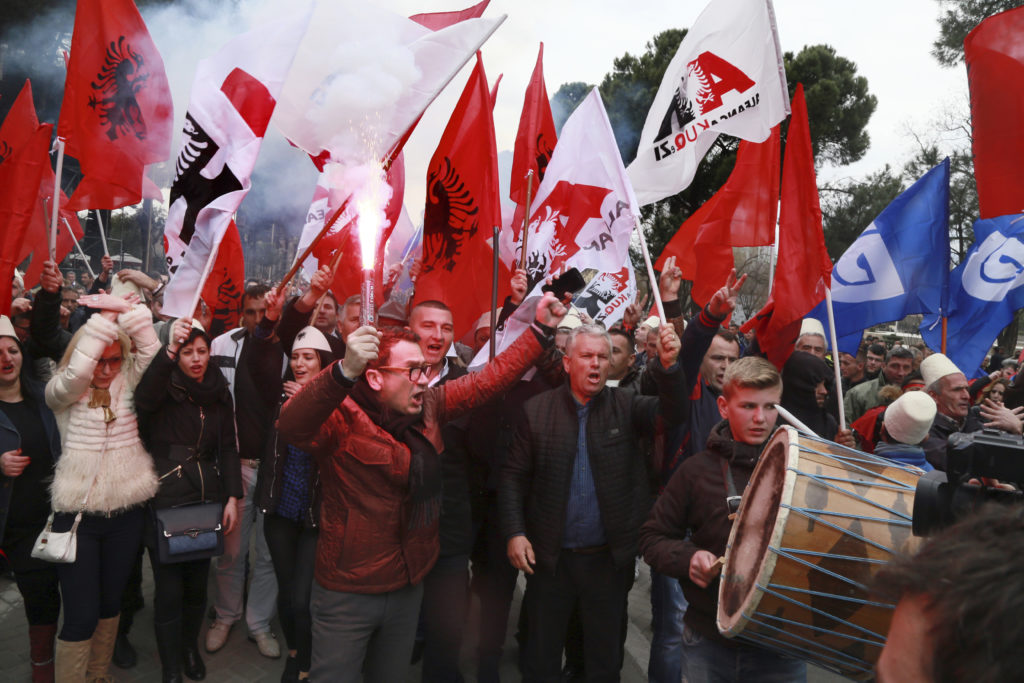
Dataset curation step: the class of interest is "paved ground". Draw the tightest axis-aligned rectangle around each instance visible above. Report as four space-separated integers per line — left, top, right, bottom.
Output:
0 559 851 682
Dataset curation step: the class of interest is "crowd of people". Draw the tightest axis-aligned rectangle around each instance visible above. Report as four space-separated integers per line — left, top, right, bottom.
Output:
1 254 1021 683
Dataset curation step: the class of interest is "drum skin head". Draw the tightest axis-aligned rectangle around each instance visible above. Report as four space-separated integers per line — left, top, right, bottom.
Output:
718 426 796 634
715 425 923 680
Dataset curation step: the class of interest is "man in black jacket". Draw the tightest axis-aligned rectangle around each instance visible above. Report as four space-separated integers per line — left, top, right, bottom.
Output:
499 321 684 681
639 357 806 683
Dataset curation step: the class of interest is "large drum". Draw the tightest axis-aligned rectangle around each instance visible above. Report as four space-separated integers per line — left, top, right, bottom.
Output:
717 427 923 679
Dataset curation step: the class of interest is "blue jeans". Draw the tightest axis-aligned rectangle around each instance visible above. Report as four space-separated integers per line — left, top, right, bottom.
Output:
681 624 806 683
647 569 688 683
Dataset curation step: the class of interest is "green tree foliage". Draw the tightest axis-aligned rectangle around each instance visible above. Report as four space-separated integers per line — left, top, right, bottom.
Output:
932 0 1022 67
820 166 904 257
551 81 592 134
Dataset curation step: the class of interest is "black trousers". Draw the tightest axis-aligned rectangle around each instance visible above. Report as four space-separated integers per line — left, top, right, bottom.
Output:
56 508 144 641
471 498 520 682
4 530 61 626
263 514 317 672
147 549 211 622
523 549 634 683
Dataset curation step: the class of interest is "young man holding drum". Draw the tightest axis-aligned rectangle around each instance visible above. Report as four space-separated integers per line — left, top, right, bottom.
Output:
639 357 807 683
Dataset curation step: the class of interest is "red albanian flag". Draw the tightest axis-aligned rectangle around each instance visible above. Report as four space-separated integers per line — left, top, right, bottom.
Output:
742 85 832 368
20 168 84 291
59 0 173 211
200 220 245 338
510 43 557 242
0 84 53 314
655 125 779 307
414 52 509 339
965 6 1024 218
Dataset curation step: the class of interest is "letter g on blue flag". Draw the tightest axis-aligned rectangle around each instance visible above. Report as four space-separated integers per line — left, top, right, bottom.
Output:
921 213 1024 376
811 159 950 354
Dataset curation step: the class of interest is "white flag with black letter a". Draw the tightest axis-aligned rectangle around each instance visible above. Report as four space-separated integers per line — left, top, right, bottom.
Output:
628 0 789 206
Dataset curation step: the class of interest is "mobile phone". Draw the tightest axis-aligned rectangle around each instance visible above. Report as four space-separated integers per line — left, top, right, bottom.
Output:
542 268 586 301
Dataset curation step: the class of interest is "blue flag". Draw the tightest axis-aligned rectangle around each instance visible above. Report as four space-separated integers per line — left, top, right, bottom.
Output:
811 159 950 355
921 213 1024 376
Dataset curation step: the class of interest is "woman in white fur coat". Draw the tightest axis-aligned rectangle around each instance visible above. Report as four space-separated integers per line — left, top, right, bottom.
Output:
44 292 159 683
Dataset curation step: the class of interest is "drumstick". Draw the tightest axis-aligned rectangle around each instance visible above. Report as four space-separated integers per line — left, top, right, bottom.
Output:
709 556 726 579
775 404 815 435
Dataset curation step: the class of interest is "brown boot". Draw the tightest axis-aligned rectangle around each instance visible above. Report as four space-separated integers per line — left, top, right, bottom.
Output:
85 616 120 683
29 623 58 683
55 638 91 683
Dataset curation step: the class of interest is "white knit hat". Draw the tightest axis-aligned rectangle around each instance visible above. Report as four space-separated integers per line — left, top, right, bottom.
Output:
799 318 826 342
293 326 332 354
0 315 17 341
920 353 962 388
640 315 660 330
558 308 584 330
884 392 937 445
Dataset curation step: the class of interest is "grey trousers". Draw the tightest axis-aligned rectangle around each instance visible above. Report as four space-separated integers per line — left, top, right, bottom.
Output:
309 579 423 683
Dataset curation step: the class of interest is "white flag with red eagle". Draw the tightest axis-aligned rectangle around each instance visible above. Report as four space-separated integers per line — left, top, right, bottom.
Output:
162 10 311 319
518 88 638 296
627 0 789 206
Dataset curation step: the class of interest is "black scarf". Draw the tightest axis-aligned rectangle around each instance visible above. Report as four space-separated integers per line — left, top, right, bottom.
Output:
173 365 229 407
350 379 442 531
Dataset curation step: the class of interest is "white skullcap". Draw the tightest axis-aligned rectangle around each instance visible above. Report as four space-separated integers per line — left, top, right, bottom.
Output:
920 353 962 388
293 326 332 353
884 392 937 445
640 315 660 330
0 315 17 341
559 308 583 330
474 312 490 332
110 274 143 300
799 318 826 341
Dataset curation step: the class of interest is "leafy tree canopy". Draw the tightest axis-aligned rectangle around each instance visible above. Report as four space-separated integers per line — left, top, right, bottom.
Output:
932 0 1022 66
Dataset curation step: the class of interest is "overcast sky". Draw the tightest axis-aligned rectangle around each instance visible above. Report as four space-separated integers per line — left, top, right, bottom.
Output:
386 0 969 209
128 0 971 233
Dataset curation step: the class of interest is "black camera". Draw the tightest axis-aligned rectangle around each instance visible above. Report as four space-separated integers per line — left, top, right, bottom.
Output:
912 428 1024 536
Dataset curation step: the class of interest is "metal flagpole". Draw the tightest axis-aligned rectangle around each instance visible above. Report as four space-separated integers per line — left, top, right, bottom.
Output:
62 217 96 279
48 138 66 261
95 209 110 256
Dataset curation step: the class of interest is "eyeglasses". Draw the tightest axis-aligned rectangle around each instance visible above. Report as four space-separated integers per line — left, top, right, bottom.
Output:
97 355 123 369
376 364 431 382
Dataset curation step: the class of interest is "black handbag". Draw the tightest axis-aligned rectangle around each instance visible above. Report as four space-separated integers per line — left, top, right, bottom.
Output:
154 502 224 564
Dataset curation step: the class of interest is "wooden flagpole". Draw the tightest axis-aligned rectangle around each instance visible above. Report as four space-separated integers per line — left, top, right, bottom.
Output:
941 317 947 354
518 170 534 271
632 210 666 323
278 195 352 292
824 288 846 431
490 225 499 361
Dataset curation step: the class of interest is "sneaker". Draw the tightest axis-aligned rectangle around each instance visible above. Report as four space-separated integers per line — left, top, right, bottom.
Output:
204 621 232 653
248 631 281 659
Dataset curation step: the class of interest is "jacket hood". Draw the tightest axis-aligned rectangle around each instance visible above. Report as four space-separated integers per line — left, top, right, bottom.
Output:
706 420 767 468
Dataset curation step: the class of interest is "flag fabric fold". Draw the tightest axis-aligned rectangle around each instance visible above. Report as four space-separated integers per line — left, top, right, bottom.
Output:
655 125 780 307
510 42 557 243
627 0 789 206
741 84 831 368
922 213 1024 377
0 90 53 313
964 6 1024 219
518 89 639 295
162 10 311 318
410 0 491 31
59 0 173 211
810 159 950 354
413 53 508 339
273 1 504 168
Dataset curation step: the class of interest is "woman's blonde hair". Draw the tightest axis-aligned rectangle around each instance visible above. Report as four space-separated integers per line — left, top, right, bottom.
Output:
58 323 132 372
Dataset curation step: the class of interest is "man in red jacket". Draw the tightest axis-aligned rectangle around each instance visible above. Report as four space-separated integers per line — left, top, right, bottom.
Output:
278 292 566 683
639 357 806 683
